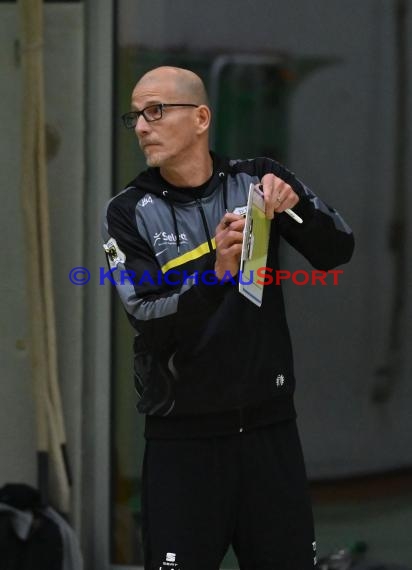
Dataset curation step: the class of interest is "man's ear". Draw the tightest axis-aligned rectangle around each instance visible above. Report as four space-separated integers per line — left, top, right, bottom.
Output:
195 105 211 134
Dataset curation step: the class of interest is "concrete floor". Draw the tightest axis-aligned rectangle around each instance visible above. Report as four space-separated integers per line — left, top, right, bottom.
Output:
313 496 412 567
221 474 412 569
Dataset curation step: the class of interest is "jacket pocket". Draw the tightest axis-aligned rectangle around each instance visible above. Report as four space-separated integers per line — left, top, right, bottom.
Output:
133 335 176 416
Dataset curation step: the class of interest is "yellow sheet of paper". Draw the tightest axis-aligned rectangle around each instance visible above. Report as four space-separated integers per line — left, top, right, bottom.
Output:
239 183 271 307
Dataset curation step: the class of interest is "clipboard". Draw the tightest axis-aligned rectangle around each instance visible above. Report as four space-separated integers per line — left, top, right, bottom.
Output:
239 183 271 307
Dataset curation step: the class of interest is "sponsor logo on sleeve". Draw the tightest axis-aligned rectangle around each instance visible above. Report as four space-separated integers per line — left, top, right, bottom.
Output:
103 237 126 269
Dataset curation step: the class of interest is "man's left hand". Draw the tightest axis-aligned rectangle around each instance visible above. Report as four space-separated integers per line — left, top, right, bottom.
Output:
260 173 300 220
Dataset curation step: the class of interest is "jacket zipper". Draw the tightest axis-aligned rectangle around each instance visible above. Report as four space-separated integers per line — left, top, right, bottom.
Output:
195 198 213 252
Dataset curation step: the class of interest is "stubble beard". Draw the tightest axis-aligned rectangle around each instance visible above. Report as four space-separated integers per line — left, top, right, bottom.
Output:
143 148 164 168
145 156 159 167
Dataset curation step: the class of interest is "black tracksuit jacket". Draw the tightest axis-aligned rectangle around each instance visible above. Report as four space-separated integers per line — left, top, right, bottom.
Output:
102 153 354 438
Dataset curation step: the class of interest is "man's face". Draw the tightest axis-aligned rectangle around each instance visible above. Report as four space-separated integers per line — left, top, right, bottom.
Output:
131 76 199 168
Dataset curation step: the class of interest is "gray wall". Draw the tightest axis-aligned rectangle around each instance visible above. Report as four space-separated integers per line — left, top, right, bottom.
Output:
1 6 35 487
0 4 85 526
0 3 114 565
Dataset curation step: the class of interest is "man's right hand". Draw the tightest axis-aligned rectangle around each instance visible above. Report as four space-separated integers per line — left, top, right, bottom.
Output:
214 213 245 280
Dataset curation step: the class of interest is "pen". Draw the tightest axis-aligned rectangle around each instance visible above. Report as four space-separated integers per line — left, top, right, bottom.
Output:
284 208 303 224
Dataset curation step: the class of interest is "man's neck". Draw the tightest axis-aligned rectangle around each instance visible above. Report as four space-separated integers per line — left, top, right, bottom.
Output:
159 151 213 188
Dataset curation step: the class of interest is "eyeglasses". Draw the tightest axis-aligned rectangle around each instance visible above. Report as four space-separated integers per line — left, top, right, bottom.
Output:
121 103 199 129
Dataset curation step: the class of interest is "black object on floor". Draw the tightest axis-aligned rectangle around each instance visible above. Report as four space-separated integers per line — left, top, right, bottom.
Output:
0 483 67 570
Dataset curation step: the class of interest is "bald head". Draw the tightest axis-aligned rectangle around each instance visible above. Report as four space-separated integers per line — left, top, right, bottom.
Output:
130 66 212 175
133 66 209 106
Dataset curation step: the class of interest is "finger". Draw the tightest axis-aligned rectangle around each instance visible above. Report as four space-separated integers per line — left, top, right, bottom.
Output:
216 230 243 254
275 188 285 206
215 225 242 245
222 212 244 226
260 179 281 220
274 190 300 213
218 243 243 258
216 214 245 235
219 230 244 249
225 218 246 232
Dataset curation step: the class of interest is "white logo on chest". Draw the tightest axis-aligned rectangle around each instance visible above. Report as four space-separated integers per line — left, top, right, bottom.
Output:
153 231 188 248
138 195 153 208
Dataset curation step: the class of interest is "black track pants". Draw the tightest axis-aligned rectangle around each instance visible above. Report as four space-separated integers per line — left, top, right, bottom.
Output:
142 420 316 570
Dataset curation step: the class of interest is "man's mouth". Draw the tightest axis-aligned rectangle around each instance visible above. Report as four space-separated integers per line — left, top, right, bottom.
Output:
142 142 159 150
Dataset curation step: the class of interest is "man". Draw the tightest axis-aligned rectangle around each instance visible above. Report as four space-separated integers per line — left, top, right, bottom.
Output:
102 66 354 570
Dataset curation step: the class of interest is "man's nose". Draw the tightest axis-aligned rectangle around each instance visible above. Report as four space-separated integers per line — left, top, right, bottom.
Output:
135 113 150 135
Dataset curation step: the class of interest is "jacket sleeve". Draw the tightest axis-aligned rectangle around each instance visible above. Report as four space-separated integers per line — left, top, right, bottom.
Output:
101 196 229 349
261 159 355 270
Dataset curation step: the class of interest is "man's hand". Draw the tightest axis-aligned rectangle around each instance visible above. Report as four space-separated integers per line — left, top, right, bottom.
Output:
261 173 300 220
214 213 245 280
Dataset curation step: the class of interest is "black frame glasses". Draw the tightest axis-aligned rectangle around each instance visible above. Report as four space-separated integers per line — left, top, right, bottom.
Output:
121 103 199 129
